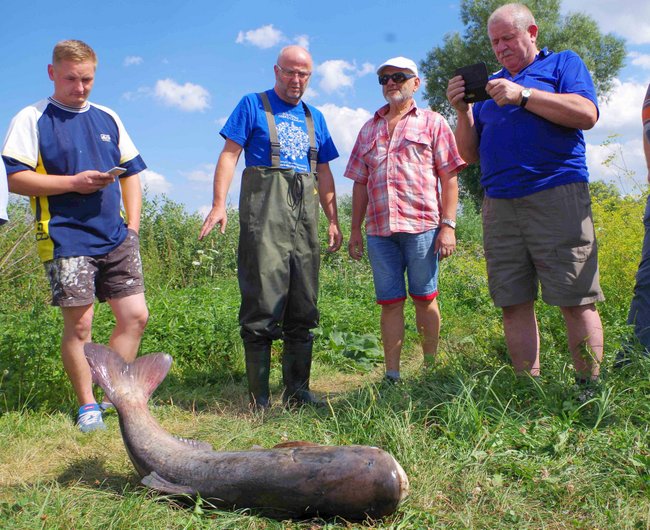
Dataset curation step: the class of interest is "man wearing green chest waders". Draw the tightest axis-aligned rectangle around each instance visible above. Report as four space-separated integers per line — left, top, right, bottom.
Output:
199 45 343 410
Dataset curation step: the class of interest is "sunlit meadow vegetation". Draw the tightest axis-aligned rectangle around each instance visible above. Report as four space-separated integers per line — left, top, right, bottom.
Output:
0 181 648 529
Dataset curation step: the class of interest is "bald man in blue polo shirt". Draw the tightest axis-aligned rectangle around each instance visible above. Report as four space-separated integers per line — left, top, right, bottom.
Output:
447 3 604 386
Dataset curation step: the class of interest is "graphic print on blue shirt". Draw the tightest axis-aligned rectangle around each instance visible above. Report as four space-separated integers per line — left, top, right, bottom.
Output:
220 89 338 171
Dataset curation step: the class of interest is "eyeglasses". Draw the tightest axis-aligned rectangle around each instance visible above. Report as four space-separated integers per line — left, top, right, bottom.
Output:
378 72 416 85
276 64 312 80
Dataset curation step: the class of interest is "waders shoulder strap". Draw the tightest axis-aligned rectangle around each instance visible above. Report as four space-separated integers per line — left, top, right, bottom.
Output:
258 92 317 173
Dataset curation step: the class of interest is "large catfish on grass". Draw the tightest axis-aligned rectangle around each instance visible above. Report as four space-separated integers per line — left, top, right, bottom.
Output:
84 343 409 520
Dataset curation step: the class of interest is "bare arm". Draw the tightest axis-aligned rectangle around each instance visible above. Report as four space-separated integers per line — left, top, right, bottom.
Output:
446 75 480 163
486 78 598 130
348 181 368 260
435 171 459 259
119 173 143 233
8 169 115 196
316 162 342 252
644 131 650 185
198 139 243 240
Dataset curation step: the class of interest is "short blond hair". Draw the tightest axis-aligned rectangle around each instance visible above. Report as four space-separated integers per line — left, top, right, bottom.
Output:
52 40 97 65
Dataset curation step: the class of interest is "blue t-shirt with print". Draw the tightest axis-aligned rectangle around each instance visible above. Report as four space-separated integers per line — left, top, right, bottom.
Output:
220 89 338 172
472 49 598 199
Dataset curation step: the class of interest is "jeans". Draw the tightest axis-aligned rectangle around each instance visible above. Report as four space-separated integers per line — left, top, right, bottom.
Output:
628 194 650 349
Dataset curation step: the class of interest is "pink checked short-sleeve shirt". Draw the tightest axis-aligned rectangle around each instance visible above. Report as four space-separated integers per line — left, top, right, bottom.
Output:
344 103 466 236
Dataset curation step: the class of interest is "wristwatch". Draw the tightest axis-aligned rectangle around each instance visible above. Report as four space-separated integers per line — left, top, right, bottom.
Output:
441 218 456 229
520 88 532 108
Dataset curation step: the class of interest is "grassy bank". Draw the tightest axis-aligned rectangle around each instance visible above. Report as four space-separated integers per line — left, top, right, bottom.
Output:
0 189 648 528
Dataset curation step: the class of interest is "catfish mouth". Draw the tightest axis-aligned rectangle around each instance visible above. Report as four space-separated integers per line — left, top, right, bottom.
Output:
393 459 410 501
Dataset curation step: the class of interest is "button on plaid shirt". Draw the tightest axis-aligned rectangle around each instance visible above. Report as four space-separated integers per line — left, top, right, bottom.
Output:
344 103 466 236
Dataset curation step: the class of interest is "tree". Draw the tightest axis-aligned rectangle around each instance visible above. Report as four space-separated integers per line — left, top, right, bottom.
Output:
421 0 626 209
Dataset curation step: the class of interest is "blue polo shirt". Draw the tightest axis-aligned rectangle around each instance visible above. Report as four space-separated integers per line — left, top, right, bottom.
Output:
473 48 599 199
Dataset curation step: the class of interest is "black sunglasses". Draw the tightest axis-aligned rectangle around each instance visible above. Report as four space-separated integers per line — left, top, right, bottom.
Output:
378 72 416 85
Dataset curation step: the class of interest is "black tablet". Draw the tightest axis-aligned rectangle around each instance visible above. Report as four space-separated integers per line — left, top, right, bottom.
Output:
454 62 491 103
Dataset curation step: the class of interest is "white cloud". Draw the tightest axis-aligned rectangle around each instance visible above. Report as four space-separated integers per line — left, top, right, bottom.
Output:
154 79 210 112
123 56 143 67
562 1 650 44
593 78 648 137
302 86 319 101
586 138 647 194
122 86 151 101
316 60 374 94
236 24 285 49
316 103 372 155
629 52 650 71
294 34 310 49
140 169 172 195
183 164 214 182
197 204 213 219
358 62 375 76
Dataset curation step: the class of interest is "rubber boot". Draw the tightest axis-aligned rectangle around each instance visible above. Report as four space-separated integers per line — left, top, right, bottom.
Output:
282 340 325 407
244 341 272 411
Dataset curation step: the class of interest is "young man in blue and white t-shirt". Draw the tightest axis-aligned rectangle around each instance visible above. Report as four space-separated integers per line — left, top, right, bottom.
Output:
2 40 149 432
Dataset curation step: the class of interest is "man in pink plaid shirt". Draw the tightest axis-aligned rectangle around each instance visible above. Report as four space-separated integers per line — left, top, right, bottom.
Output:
345 56 466 383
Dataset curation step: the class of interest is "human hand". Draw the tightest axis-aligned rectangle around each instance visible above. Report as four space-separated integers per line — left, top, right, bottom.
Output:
447 75 471 112
199 205 227 240
486 79 523 107
73 170 115 194
347 229 364 260
327 222 343 252
435 226 456 260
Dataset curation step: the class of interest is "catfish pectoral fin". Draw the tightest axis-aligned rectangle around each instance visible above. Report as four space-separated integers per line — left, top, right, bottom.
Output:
142 472 196 495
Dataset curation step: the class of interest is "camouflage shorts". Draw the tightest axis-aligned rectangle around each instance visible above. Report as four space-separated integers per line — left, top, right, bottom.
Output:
44 229 145 307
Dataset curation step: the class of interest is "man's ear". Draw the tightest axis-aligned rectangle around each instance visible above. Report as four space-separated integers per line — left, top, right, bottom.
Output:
47 64 55 81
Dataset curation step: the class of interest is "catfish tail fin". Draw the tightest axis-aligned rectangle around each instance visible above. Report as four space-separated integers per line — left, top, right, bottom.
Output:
84 343 172 408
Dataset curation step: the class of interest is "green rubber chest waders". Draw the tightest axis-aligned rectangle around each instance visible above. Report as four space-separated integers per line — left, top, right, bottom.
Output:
237 93 320 345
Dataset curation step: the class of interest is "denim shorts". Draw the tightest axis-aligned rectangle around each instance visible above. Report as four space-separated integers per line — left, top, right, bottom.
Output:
44 229 145 307
366 229 440 304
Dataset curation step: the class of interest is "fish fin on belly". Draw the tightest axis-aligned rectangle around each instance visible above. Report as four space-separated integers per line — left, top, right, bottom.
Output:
272 441 321 448
142 471 196 495
174 436 213 451
84 343 173 407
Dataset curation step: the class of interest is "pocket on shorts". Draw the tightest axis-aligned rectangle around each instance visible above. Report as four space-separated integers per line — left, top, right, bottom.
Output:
555 242 593 263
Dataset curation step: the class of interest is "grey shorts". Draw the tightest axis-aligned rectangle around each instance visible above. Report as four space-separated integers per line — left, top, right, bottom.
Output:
482 182 604 308
44 229 145 307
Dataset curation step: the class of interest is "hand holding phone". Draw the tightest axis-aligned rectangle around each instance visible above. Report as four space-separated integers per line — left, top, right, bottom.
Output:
107 166 127 177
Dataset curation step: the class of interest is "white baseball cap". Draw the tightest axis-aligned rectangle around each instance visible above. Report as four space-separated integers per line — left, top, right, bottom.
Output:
376 57 419 77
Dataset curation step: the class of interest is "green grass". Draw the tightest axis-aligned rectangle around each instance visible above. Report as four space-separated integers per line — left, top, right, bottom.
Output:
1 191 649 528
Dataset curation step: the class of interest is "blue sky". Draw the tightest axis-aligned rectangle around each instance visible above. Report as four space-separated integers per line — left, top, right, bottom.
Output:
2 0 649 216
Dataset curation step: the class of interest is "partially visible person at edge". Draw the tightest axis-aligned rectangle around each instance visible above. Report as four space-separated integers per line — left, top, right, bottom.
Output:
199 45 342 410
2 40 149 432
0 162 8 224
446 3 604 386
617 83 650 364
345 57 465 384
